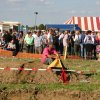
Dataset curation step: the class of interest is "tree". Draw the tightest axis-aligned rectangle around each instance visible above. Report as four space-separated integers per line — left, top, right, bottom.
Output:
38 24 45 30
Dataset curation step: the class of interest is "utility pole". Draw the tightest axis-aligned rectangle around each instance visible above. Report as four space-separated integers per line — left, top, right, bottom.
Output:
34 12 38 30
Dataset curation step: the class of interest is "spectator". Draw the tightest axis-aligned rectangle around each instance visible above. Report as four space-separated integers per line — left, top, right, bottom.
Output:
53 32 59 52
70 31 75 55
80 31 85 57
74 31 81 56
12 33 19 56
42 31 48 50
0 30 2 38
67 30 72 55
24 32 34 53
34 30 43 54
91 31 97 59
17 31 24 52
47 29 54 43
32 31 37 38
97 33 100 61
3 31 12 44
63 30 69 59
84 30 94 59
59 32 64 55
7 39 16 50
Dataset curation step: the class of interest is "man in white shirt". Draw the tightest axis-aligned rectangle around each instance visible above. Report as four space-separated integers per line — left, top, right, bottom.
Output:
34 30 43 54
32 31 37 38
47 29 54 44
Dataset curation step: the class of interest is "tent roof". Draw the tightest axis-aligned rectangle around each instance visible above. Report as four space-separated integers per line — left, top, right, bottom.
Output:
65 16 100 31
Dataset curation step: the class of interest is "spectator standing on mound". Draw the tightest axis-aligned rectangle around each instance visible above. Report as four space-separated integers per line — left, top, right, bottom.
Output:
17 31 24 52
24 32 34 53
0 30 2 38
47 29 54 44
42 31 48 50
12 33 19 56
74 31 81 56
34 30 43 54
84 30 94 59
59 32 64 55
3 31 12 45
53 32 59 52
63 30 69 59
42 42 59 65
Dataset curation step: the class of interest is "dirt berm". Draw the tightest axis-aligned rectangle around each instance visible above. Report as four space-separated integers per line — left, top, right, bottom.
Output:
0 60 62 84
0 89 100 100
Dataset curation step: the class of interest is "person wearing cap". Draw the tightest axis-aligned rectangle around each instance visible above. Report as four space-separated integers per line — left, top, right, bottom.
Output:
42 42 59 65
24 32 34 53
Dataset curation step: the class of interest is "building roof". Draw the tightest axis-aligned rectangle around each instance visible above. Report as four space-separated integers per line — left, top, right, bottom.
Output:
0 21 21 25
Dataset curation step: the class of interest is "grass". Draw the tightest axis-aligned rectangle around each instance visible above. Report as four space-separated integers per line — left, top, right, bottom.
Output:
0 57 100 71
0 57 35 62
63 59 100 71
91 73 100 80
0 83 100 92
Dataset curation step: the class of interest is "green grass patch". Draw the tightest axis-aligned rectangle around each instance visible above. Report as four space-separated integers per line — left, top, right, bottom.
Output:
63 59 100 71
0 83 100 92
35 83 100 92
0 57 37 62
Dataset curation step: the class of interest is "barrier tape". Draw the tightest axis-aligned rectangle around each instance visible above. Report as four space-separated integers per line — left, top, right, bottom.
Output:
0 68 100 74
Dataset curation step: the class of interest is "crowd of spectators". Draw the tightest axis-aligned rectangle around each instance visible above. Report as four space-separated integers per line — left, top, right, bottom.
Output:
0 29 100 59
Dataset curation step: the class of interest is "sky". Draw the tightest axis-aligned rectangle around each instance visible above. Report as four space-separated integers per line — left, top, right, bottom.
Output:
0 0 100 26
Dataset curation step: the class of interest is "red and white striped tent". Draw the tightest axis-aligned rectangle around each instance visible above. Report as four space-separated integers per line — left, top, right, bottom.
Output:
65 16 100 32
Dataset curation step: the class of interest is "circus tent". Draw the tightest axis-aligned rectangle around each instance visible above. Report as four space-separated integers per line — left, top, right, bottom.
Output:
64 16 100 31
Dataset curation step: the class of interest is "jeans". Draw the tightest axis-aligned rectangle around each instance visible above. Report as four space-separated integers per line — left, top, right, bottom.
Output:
44 58 54 65
26 45 33 53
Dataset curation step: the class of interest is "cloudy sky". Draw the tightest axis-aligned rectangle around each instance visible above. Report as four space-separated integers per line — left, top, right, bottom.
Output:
0 0 100 26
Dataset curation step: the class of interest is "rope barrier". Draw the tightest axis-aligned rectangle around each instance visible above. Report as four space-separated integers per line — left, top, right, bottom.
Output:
0 67 100 74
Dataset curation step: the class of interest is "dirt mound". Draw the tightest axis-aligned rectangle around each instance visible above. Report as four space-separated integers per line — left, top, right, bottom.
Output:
0 89 100 100
0 59 95 84
0 60 61 84
17 61 61 84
